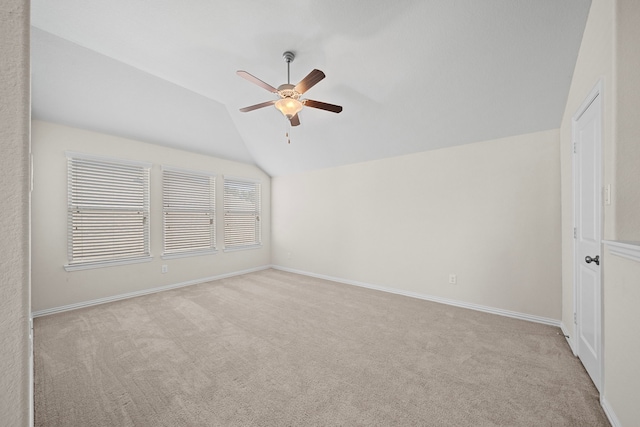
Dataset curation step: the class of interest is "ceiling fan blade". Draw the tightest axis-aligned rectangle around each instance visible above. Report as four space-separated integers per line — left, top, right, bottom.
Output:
236 70 278 93
289 114 300 127
303 99 343 113
294 69 325 94
239 100 276 112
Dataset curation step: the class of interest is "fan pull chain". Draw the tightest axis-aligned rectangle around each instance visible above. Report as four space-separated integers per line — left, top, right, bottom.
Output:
285 120 291 144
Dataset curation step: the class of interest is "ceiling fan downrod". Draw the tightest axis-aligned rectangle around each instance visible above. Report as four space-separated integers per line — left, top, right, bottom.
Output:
283 51 295 84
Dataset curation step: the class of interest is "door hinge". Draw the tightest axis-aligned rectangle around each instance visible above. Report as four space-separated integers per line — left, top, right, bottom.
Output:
574 312 577 324
573 227 577 239
573 141 577 153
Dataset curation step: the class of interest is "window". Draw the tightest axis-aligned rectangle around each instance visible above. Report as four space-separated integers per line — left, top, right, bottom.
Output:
162 167 216 257
223 177 261 250
65 152 151 271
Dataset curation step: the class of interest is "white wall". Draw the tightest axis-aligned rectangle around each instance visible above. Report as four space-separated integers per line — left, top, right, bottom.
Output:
603 250 640 427
31 121 271 312
272 129 562 321
560 0 640 424
615 0 640 240
0 0 31 424
605 1 640 425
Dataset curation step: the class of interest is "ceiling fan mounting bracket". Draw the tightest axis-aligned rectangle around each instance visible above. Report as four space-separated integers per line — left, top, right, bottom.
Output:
282 51 295 63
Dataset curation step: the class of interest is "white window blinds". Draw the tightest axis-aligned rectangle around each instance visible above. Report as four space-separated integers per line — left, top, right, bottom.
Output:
224 177 261 249
162 168 216 256
66 153 151 269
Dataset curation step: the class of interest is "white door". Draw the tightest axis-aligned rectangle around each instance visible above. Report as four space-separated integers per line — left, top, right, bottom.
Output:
573 83 602 391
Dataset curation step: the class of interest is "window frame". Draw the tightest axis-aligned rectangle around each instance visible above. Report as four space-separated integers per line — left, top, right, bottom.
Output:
161 166 217 259
64 152 152 271
223 175 262 252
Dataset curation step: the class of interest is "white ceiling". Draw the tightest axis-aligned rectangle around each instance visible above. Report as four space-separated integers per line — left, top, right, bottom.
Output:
31 0 591 176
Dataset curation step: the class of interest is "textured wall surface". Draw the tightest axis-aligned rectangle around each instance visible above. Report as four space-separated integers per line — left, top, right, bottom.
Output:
615 0 640 241
603 249 640 426
0 0 31 425
604 0 640 424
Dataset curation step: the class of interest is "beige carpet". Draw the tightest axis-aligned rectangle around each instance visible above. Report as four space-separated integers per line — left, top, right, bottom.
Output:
34 269 610 426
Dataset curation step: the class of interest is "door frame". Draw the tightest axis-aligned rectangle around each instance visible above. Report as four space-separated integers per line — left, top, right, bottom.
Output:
571 78 604 392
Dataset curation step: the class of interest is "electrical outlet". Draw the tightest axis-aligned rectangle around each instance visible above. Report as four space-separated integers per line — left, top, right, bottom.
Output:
161 265 168 274
448 274 457 284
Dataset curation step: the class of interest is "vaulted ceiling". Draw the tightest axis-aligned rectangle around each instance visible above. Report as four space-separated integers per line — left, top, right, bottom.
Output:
31 0 591 176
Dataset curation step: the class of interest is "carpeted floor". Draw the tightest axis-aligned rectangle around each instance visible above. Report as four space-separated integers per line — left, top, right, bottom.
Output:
34 269 610 426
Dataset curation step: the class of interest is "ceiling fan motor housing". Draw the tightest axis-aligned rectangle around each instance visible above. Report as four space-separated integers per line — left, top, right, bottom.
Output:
277 84 300 99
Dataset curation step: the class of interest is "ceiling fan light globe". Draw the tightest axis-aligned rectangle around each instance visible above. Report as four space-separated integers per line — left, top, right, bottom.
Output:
275 98 303 119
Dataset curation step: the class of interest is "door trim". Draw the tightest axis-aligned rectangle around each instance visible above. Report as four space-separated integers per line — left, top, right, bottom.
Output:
571 78 604 392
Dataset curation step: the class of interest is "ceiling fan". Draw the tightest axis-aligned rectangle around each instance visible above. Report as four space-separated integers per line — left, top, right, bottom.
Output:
237 51 342 127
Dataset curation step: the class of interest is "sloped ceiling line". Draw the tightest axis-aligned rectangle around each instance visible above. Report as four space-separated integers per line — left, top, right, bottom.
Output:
31 0 592 176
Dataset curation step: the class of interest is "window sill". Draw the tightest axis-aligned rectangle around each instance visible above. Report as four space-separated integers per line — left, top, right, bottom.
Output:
161 250 218 260
223 244 263 253
64 256 153 272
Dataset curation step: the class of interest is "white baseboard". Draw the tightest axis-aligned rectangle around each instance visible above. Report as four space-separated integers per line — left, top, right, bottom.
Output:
271 265 561 327
36 264 564 328
31 265 272 318
560 322 577 356
29 315 34 427
601 397 622 427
